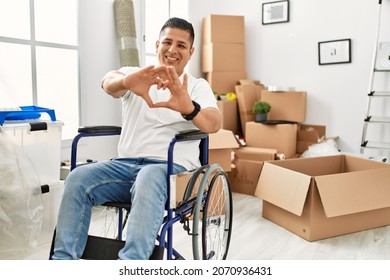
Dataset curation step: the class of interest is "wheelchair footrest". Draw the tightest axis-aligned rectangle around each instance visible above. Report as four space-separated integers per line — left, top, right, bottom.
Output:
81 235 165 260
81 235 125 260
149 245 164 260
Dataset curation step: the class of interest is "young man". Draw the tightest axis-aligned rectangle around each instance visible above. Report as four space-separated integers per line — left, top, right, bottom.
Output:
52 17 221 260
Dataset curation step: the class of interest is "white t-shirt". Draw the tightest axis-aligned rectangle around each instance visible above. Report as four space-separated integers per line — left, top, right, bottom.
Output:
117 66 219 170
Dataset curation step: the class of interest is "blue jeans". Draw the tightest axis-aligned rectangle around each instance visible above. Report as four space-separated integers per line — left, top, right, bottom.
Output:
52 158 186 260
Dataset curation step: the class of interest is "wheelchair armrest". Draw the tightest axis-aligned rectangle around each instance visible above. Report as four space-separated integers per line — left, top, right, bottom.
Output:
78 126 121 134
175 129 208 141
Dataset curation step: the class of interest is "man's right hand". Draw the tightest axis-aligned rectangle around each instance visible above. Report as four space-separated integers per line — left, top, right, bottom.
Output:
101 65 169 104
122 65 169 107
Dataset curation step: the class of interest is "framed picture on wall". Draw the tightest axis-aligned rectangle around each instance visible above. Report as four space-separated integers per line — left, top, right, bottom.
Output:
318 39 352 65
262 0 289 25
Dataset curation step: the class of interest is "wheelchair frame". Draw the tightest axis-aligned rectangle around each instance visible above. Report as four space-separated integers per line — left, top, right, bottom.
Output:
50 126 233 260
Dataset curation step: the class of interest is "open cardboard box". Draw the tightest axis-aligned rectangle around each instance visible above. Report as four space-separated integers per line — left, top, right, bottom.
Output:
235 80 265 136
255 155 390 241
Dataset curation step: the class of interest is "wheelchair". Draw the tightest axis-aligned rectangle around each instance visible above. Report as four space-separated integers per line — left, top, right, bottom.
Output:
49 126 233 260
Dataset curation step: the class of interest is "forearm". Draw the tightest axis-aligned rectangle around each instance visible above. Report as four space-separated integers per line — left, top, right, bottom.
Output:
191 107 221 133
101 70 128 98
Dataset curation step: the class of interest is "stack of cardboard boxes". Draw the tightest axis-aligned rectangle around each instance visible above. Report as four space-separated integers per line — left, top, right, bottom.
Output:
202 14 247 94
210 83 390 241
202 14 247 135
245 88 307 159
200 15 328 197
230 81 317 195
201 14 390 242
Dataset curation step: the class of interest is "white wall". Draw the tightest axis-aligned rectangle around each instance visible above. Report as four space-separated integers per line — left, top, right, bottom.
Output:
72 0 390 161
61 0 122 161
189 0 390 156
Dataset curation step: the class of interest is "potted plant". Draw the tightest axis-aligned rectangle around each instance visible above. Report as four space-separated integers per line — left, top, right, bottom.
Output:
252 100 271 123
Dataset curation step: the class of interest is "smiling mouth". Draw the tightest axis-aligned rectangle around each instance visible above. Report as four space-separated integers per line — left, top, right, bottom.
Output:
165 56 178 62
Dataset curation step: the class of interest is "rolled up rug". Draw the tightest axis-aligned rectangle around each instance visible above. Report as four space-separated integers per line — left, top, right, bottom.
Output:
114 0 139 67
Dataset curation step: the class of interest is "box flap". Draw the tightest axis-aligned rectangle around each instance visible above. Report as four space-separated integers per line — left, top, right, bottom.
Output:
209 129 239 150
236 79 261 86
315 168 390 218
256 162 311 216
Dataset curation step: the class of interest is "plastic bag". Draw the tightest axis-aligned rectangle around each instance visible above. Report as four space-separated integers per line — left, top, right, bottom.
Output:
0 131 43 259
300 139 340 158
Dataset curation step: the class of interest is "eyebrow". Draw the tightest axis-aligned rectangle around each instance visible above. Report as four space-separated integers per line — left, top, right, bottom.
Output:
162 38 188 47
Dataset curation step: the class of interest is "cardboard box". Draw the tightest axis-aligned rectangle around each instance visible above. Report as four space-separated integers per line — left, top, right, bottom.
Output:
170 168 226 211
209 129 239 171
245 121 298 158
202 14 245 44
255 155 390 241
202 43 246 73
229 147 276 195
234 146 277 162
235 80 265 136
296 124 326 153
169 171 196 208
217 100 240 134
207 71 247 93
261 90 307 123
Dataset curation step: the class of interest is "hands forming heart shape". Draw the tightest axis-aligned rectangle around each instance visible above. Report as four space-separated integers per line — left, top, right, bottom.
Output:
122 65 194 115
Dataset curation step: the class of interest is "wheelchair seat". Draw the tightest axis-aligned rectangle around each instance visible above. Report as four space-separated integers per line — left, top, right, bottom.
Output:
49 126 233 260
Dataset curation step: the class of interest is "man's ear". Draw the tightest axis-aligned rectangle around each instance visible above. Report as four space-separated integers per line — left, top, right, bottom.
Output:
155 40 160 53
189 47 194 58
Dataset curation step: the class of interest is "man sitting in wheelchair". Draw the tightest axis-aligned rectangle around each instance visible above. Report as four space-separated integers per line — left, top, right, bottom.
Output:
51 17 221 260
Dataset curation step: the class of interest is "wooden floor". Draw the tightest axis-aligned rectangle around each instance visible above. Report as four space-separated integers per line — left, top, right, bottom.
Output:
23 192 390 260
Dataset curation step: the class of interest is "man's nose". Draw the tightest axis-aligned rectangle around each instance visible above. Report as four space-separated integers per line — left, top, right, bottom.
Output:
168 44 177 53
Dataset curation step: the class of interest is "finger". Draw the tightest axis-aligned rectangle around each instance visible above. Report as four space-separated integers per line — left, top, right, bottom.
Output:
165 66 174 83
144 65 156 74
162 80 169 90
152 65 168 77
141 92 155 108
155 77 165 90
182 73 188 88
168 66 180 82
154 76 169 90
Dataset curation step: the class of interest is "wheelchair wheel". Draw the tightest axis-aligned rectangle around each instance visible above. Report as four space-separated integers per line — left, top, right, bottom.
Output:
191 164 233 260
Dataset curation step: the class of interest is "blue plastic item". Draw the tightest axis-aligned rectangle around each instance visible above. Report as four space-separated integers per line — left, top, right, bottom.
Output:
0 106 56 124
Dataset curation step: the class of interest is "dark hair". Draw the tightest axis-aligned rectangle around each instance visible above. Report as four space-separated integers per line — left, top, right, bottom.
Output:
159 17 195 47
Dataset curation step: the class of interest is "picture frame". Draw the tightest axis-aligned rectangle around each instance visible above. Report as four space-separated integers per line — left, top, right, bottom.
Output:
262 0 289 25
318 39 352 65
